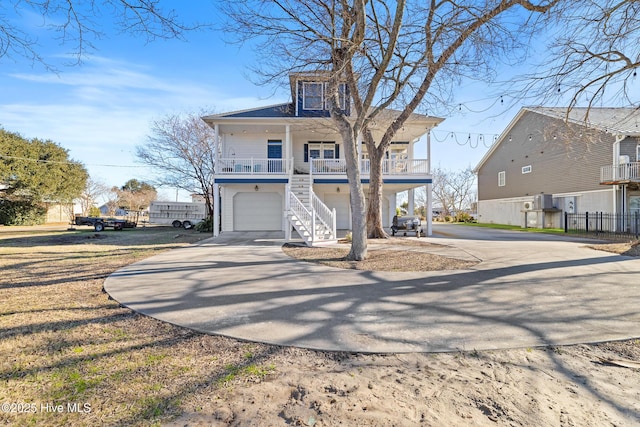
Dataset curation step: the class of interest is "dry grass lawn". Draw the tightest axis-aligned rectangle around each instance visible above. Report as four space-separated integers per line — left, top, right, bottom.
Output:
1 226 640 426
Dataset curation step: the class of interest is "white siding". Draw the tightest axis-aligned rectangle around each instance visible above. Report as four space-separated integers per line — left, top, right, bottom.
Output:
222 133 286 159
477 189 613 227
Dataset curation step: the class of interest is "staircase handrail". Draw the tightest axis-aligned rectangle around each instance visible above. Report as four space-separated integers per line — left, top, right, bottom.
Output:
289 192 314 238
311 191 336 238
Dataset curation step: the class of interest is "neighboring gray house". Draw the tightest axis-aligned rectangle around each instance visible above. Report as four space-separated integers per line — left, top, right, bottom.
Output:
474 107 640 229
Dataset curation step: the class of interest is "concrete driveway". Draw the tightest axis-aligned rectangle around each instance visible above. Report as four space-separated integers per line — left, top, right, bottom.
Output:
104 225 640 353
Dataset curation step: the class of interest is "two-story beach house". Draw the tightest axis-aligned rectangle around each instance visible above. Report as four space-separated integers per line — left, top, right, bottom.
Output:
202 72 443 245
475 107 640 229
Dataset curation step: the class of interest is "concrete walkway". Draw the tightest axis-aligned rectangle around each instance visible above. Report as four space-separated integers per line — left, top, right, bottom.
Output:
104 225 640 353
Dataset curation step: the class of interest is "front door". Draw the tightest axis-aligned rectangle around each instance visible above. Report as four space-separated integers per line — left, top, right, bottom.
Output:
267 140 282 172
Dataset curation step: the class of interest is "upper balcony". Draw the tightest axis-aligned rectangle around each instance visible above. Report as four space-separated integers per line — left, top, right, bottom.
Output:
215 158 430 178
311 159 429 175
600 162 640 185
217 158 290 175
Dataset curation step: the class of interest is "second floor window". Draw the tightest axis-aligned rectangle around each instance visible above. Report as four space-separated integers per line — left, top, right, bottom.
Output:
324 83 346 110
303 83 323 110
498 171 506 187
305 141 339 162
302 82 347 111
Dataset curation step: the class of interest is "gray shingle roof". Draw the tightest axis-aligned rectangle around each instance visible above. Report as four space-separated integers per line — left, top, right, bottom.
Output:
528 107 640 136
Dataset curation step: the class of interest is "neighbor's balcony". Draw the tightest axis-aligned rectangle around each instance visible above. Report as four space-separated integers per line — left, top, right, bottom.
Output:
600 162 640 185
311 159 430 175
217 158 291 175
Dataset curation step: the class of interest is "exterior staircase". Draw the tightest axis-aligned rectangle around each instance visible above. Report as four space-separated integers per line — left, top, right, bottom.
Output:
290 175 312 209
287 175 337 247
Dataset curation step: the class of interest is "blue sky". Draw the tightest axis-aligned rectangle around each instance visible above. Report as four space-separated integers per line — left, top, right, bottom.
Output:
0 2 593 201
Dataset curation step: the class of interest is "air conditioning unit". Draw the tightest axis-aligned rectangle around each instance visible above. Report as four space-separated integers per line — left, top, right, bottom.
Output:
523 201 533 210
534 194 553 210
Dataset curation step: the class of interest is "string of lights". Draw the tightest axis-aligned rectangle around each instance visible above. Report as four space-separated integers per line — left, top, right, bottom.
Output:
431 129 499 149
453 94 506 114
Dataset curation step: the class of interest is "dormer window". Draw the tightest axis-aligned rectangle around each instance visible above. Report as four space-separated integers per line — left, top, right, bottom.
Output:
324 83 347 110
302 82 347 111
303 82 323 110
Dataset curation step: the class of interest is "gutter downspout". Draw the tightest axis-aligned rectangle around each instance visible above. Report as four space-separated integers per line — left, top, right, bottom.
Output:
613 134 624 231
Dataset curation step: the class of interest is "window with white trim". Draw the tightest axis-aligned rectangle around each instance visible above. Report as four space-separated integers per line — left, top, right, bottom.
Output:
302 82 323 110
324 83 347 110
308 142 336 160
636 144 640 162
302 82 347 111
498 171 506 187
522 165 532 174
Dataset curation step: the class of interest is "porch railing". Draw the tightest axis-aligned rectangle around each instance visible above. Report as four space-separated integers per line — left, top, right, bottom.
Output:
312 158 430 175
217 158 290 174
600 162 640 183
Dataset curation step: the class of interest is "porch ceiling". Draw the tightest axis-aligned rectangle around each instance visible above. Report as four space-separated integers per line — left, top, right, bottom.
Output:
214 118 434 142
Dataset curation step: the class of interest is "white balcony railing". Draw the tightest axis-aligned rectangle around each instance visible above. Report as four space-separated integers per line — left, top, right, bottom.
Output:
601 162 640 183
217 158 290 174
312 158 430 175
216 157 430 176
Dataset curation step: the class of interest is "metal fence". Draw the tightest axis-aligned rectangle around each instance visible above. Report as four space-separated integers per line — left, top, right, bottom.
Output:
565 212 640 240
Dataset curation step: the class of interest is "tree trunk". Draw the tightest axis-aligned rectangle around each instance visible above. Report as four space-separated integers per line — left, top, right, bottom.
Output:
336 126 367 261
366 147 389 239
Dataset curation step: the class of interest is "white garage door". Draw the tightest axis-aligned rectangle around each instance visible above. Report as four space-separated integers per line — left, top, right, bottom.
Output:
233 192 282 231
324 194 350 229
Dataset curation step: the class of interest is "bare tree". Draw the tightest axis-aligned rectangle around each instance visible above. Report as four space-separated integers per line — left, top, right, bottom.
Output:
104 187 121 216
0 1 204 69
428 167 476 219
223 0 559 260
79 178 109 216
519 0 639 117
135 112 217 219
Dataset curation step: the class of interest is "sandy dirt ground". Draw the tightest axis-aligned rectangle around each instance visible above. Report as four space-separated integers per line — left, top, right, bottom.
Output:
167 239 640 427
167 340 640 426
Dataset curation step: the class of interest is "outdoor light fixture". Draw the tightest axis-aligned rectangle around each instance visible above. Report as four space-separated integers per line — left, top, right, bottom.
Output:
254 185 259 191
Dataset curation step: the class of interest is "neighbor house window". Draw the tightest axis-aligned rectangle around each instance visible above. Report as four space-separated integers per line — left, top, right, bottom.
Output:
303 82 323 110
637 144 640 162
498 171 506 187
522 165 532 174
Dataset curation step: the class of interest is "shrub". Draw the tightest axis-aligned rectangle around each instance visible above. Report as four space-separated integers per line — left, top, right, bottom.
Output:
0 200 46 225
454 212 476 223
195 217 213 232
